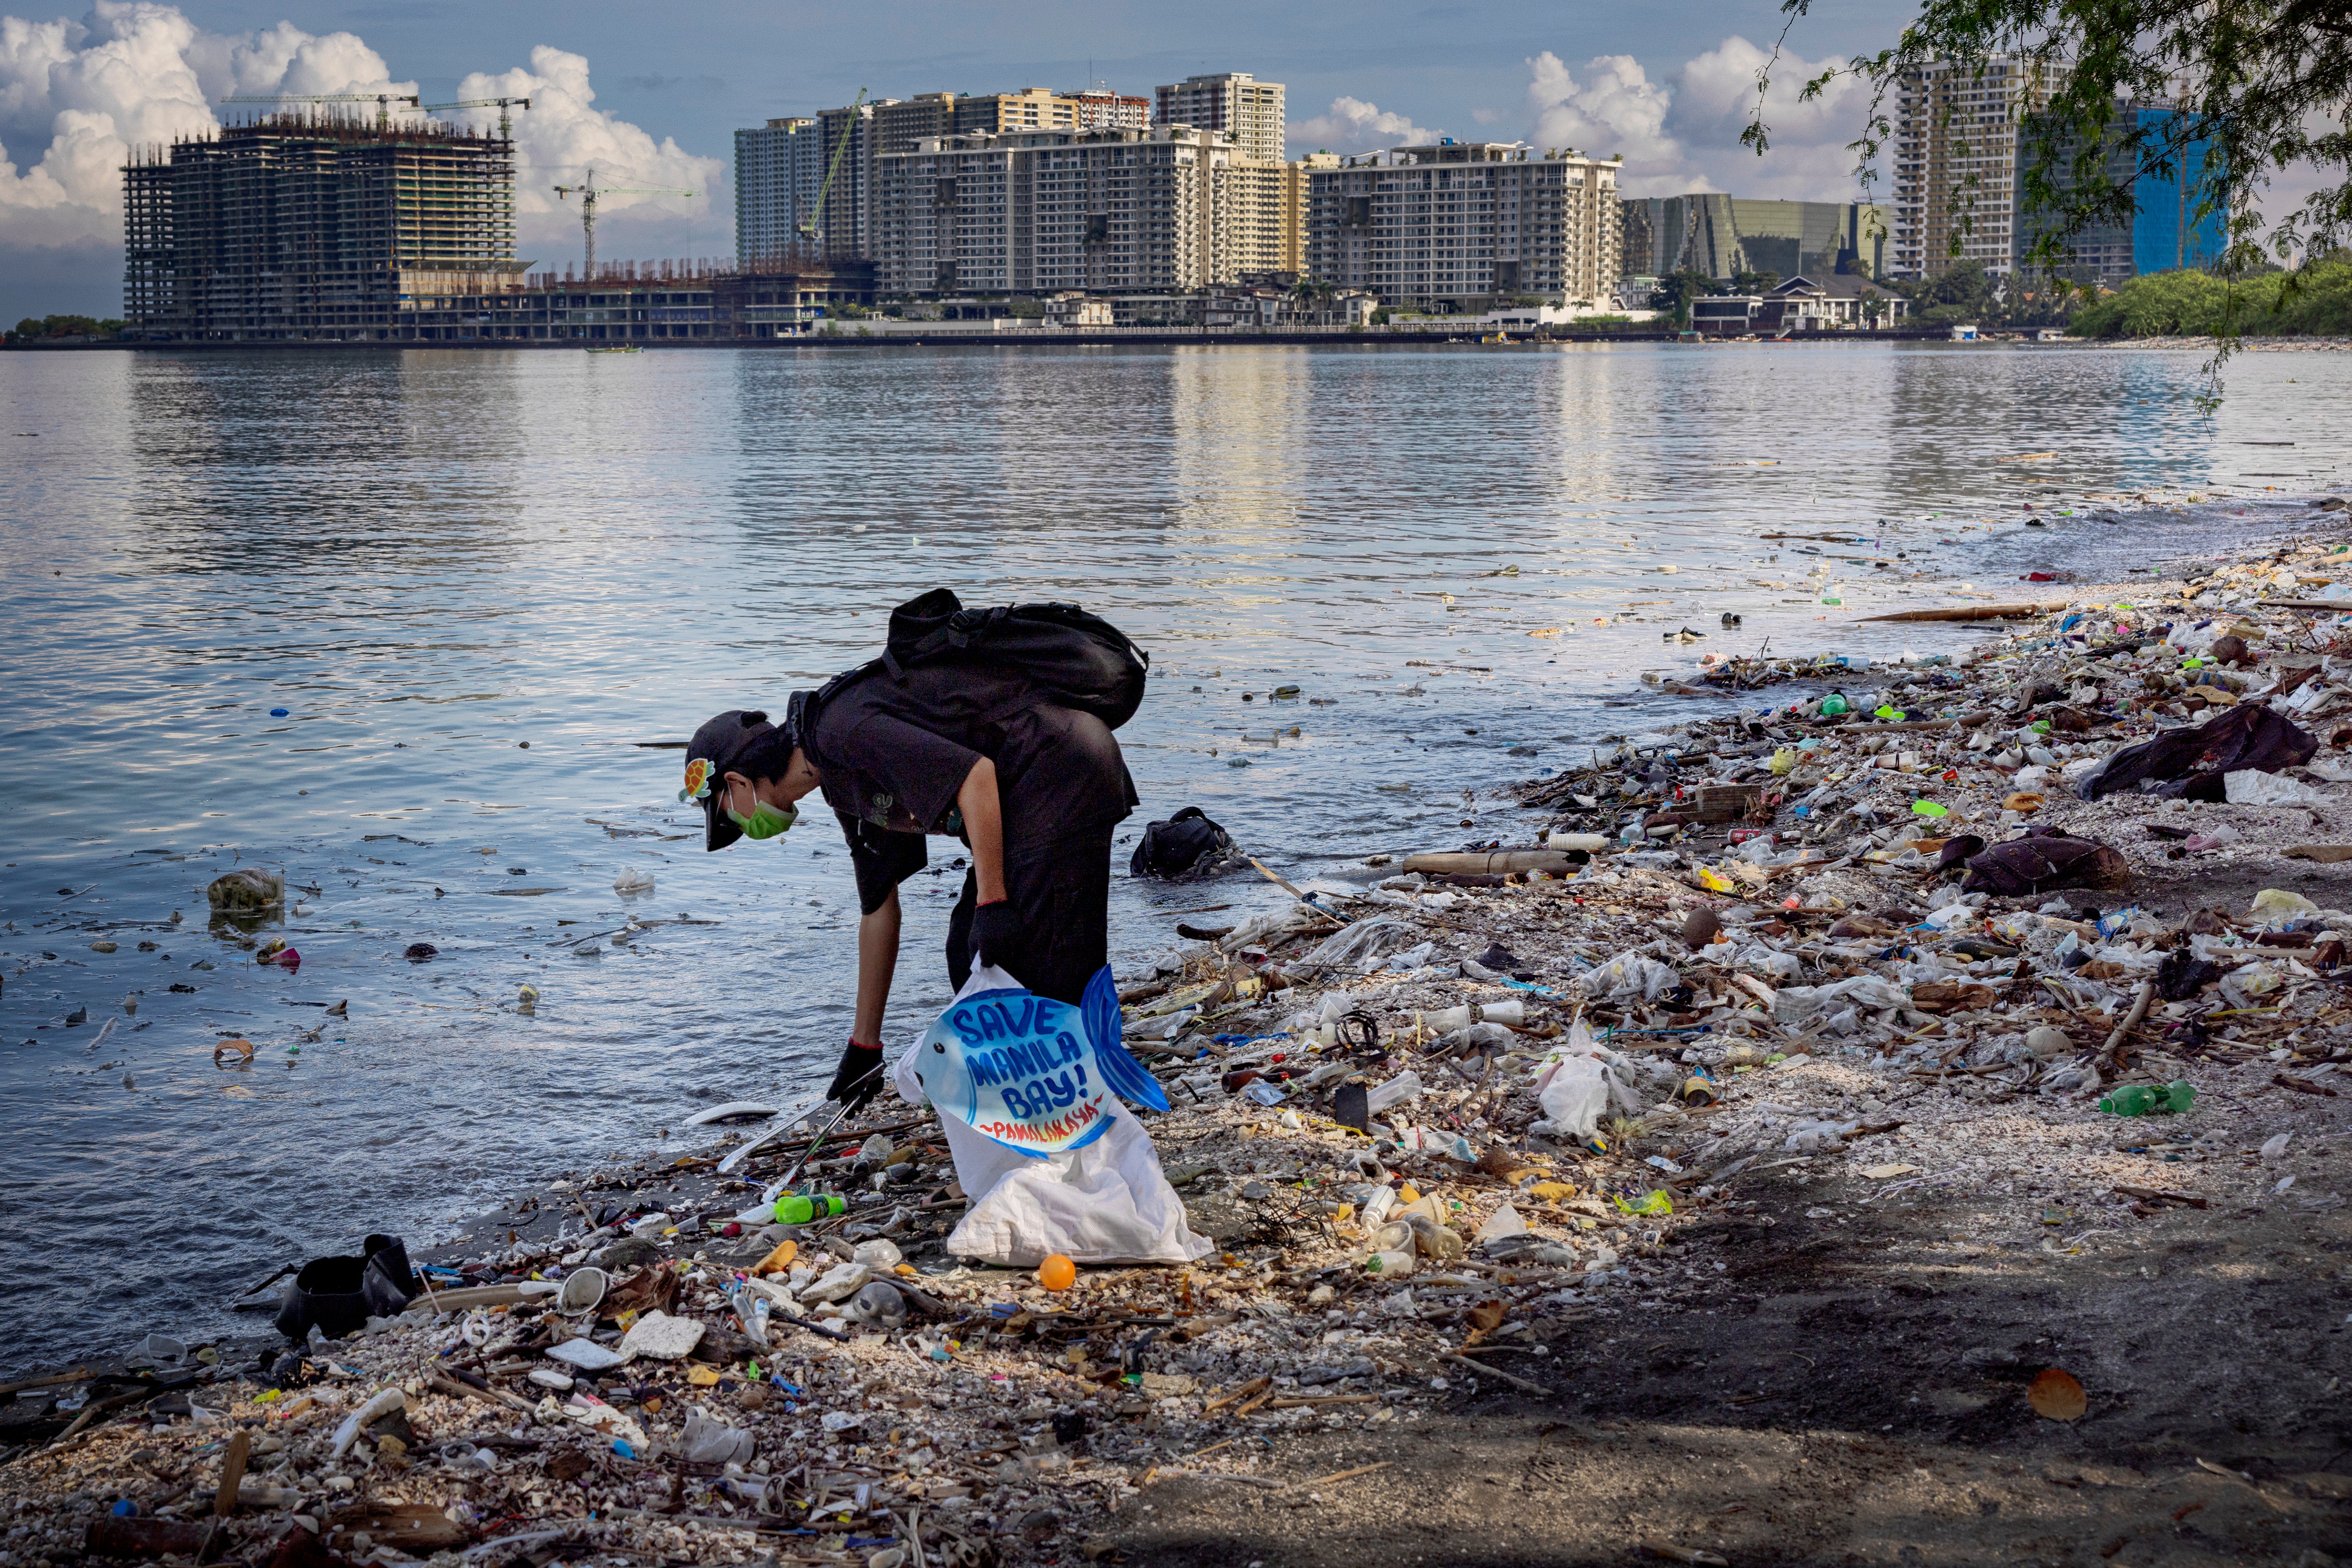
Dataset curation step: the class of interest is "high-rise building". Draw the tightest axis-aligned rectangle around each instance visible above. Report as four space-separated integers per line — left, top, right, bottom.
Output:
742 89 1163 265
736 117 832 265
955 88 1084 135
2012 103 2224 283
1154 72 1285 162
123 112 517 342
1070 88 1151 132
871 94 956 155
873 126 1240 295
1890 56 2052 278
810 99 881 259
1225 155 1320 278
1305 142 1620 309
1622 195 1887 281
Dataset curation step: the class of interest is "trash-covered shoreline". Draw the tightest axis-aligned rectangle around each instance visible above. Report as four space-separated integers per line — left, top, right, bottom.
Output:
11 495 2352 1567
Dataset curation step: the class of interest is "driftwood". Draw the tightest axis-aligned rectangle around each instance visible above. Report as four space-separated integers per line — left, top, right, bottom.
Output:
1401 851 1580 876
1859 602 2070 623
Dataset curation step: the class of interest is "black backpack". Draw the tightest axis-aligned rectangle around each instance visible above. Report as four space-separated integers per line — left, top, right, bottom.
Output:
795 588 1150 738
1131 806 1236 880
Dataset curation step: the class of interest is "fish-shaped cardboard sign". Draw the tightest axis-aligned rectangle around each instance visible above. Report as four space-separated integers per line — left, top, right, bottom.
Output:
911 964 1168 1157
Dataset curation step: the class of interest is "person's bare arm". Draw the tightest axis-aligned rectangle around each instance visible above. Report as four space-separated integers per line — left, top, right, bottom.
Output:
852 889 901 1044
958 757 1007 904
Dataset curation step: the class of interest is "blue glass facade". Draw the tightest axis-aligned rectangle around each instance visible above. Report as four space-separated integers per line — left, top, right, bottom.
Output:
2130 108 2225 274
2014 104 2226 281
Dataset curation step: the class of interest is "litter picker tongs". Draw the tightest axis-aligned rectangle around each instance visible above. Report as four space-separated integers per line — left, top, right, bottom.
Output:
714 1056 887 1188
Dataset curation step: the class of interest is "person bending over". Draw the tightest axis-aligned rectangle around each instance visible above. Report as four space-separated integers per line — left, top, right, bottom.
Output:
682 659 1135 1112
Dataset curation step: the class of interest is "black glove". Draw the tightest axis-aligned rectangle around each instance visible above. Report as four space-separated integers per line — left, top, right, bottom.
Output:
828 1040 886 1112
972 899 1023 976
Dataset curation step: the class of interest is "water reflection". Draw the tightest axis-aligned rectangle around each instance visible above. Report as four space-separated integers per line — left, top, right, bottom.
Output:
0 341 2342 1376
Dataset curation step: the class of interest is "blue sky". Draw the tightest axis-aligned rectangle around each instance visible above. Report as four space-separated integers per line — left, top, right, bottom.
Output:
1 0 1896 320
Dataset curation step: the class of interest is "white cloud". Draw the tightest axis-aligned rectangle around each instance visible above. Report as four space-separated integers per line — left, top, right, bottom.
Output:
1287 95 1439 157
1669 35 1875 200
1520 39 1875 201
0 2 719 312
457 47 720 272
1526 52 1682 180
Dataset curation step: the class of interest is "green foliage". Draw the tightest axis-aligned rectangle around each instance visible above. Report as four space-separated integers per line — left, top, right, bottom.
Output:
1730 270 1781 294
1369 306 1392 325
7 314 122 341
1890 258 2004 325
1006 299 1045 319
2069 258 2352 337
1646 269 1715 325
1744 0 2351 370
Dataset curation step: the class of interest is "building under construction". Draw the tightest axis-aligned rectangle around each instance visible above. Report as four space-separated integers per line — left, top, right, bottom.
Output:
123 112 519 342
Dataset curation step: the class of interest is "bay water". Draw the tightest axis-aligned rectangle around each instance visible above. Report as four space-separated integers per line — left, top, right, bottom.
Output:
2 340 2345 1371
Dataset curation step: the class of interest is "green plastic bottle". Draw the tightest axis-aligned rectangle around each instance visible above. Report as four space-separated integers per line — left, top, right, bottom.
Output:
773 1192 846 1224
2098 1080 2195 1117
1819 693 1850 717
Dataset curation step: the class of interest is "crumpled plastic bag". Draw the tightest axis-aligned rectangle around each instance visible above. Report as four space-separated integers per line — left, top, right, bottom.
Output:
1298 918 1418 971
1373 940 1436 974
1959 828 2132 897
2074 703 2318 800
1536 1052 1608 1139
1531 1019 1643 1139
1772 974 1909 1022
682 1406 754 1465
2225 769 2334 805
1579 949 1680 1002
1784 1118 1859 1153
1437 1020 1516 1053
1733 944 1803 982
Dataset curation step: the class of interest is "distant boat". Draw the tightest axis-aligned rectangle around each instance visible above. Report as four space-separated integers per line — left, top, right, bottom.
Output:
586 344 641 354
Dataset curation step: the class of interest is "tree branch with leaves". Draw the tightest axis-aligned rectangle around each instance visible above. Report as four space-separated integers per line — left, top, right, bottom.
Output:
1742 0 2351 369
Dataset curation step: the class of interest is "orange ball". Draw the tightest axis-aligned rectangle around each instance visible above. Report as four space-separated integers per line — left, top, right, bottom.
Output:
1036 1254 1076 1292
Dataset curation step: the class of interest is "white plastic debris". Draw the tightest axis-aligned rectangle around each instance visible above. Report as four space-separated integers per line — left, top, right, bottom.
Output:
2225 769 2333 805
1365 1070 1426 1114
330 1387 405 1459
800 1262 874 1304
681 1405 755 1465
617 1309 705 1361
544 1336 628 1371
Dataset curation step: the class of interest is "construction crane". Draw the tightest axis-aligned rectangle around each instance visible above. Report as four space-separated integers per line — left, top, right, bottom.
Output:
801 87 867 248
552 166 698 279
221 91 420 130
422 96 532 139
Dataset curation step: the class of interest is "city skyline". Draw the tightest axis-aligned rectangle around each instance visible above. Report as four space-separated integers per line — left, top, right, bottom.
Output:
0 0 1907 321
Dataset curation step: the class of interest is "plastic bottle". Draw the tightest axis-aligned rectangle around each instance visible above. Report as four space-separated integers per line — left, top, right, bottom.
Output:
1364 1249 1416 1278
773 1192 846 1224
2098 1080 2195 1117
1818 693 1850 717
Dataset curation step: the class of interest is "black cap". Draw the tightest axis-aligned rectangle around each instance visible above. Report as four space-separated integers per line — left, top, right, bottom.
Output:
682 709 795 852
